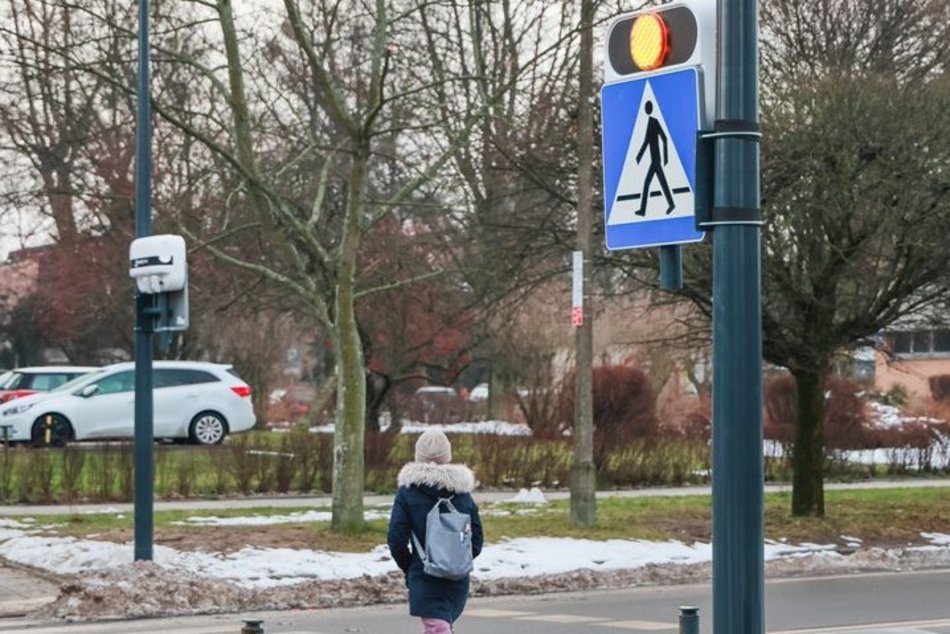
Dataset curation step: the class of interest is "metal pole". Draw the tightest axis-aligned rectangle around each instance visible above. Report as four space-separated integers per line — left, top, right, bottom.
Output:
659 245 683 291
133 0 154 562
241 620 265 634
679 606 700 634
711 0 763 630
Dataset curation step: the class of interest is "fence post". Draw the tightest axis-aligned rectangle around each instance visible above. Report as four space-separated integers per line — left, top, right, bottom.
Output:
679 605 700 634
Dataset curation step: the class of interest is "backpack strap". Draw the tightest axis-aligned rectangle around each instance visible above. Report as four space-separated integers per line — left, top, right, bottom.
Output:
410 530 428 565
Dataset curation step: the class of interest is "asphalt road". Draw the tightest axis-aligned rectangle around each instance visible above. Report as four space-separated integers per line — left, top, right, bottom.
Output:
4 569 950 634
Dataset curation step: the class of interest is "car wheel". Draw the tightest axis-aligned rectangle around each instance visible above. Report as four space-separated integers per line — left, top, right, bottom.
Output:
30 414 73 448
189 411 228 445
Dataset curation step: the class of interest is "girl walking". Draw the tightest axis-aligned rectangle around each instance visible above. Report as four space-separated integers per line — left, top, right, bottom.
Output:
387 429 484 633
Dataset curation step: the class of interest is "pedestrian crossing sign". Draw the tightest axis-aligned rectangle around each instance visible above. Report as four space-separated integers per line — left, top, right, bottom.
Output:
601 68 704 250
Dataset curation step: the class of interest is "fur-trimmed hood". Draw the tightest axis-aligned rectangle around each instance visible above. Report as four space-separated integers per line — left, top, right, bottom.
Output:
397 462 476 494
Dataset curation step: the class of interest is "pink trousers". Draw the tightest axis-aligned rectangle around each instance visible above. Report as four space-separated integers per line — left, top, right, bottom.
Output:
421 617 453 633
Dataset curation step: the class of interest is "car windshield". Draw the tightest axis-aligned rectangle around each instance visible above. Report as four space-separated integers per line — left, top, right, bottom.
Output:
52 370 104 392
0 371 12 389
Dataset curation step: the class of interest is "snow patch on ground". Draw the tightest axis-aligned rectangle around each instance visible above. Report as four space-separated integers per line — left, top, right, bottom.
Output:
867 401 945 430
1 504 947 622
507 487 547 504
310 420 532 436
922 532 950 546
24 535 950 622
173 508 391 527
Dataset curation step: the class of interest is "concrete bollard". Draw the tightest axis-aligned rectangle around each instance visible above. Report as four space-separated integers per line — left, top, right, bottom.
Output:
679 605 699 634
241 619 264 634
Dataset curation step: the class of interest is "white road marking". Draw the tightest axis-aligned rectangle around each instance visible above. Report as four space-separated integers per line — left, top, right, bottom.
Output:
773 618 950 633
1 622 244 633
515 613 611 623
466 608 536 618
596 619 677 630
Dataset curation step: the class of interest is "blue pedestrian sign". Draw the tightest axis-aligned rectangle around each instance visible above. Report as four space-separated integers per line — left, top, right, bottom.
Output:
601 68 703 250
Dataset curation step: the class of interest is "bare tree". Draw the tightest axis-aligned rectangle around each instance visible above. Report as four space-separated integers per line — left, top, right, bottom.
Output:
757 0 950 516
606 0 950 517
70 0 542 531
0 0 88 241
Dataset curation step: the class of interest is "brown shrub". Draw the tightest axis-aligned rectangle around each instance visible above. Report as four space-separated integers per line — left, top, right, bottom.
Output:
865 423 940 472
824 376 869 449
763 374 869 449
515 386 564 440
558 364 658 470
659 396 711 441
764 374 796 443
929 374 950 401
364 429 398 471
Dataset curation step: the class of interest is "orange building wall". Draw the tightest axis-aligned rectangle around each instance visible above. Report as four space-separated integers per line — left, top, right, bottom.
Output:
874 350 950 399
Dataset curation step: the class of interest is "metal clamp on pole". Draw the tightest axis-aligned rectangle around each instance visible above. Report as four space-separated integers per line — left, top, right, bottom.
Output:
711 205 762 224
703 119 762 227
707 118 762 139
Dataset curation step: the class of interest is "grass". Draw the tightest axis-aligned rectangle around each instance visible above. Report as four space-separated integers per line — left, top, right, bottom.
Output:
3 431 945 503
766 487 950 545
26 486 950 553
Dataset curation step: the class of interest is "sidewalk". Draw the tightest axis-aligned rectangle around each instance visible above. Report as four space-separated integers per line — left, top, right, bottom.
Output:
0 478 948 624
1 477 948 516
0 562 58 618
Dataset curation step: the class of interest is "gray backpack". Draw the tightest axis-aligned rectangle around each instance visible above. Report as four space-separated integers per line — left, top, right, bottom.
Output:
411 496 474 580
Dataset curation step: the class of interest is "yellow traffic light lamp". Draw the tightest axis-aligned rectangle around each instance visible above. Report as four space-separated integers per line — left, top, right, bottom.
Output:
629 13 670 71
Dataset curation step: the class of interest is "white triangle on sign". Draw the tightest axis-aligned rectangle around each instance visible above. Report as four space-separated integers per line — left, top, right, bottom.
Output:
607 81 694 225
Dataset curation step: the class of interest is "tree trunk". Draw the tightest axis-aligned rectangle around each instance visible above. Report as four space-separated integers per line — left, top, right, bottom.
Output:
365 371 391 432
331 146 369 532
791 366 826 516
42 167 77 242
570 0 596 529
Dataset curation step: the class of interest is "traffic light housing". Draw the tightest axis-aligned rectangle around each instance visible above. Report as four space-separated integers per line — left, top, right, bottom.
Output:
607 6 697 75
603 0 716 128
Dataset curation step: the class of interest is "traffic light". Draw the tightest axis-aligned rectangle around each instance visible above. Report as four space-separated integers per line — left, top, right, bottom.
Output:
603 0 716 124
599 0 718 256
607 6 695 75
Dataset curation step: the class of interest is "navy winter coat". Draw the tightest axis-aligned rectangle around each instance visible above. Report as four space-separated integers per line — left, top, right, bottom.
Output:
387 462 484 623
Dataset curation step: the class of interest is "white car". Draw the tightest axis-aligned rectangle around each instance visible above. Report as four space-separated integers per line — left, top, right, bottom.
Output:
468 383 489 402
0 365 99 403
0 361 256 446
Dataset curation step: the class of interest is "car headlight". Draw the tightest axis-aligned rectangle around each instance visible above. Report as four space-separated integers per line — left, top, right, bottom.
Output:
2 402 34 416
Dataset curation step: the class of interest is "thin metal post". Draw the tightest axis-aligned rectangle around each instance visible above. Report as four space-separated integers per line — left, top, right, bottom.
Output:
241 620 264 634
133 0 154 562
679 606 700 634
711 0 764 629
659 245 683 291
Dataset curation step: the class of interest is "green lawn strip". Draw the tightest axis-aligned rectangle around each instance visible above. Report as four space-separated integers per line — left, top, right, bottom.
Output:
27 487 950 553
765 487 950 546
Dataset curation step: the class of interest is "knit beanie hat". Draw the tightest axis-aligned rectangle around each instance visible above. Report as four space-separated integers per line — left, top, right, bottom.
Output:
415 429 452 464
